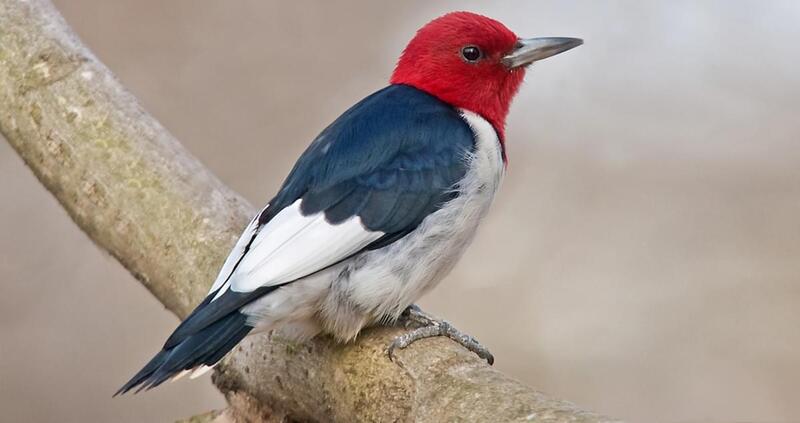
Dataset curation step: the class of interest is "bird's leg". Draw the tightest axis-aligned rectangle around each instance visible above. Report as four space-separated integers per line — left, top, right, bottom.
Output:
388 304 494 365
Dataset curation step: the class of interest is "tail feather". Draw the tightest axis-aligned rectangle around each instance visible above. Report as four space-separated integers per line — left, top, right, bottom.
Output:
115 349 169 395
115 312 252 395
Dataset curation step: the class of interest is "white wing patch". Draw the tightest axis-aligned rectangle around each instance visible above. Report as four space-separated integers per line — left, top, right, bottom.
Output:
212 199 384 298
207 210 263 295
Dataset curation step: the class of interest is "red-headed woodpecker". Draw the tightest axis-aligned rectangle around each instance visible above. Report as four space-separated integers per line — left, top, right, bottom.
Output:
117 11 581 394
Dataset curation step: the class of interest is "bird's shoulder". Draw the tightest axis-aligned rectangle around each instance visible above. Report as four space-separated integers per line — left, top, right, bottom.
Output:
262 84 478 232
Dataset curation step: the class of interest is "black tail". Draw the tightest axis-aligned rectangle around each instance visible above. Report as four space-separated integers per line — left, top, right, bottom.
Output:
115 312 252 395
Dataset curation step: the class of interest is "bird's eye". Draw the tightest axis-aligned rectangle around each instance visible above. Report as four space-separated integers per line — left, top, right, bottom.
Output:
461 45 482 63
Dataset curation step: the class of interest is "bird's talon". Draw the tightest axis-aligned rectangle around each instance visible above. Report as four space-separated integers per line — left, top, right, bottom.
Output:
389 305 495 365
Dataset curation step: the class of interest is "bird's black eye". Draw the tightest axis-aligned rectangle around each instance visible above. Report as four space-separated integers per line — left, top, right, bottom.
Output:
461 45 482 63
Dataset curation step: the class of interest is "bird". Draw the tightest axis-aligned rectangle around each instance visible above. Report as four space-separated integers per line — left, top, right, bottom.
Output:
116 11 581 394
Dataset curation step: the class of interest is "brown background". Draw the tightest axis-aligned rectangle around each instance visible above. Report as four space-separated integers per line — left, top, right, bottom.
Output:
2 1 799 421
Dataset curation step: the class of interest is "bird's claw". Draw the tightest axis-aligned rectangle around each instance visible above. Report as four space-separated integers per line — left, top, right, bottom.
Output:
387 305 494 365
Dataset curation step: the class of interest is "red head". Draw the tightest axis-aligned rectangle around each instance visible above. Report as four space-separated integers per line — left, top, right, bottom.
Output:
391 12 582 141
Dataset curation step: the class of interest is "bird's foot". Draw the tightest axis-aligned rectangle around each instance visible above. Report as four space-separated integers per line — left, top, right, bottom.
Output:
387 304 494 365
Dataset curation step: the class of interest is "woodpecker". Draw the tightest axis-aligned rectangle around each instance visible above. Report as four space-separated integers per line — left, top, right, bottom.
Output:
117 11 581 394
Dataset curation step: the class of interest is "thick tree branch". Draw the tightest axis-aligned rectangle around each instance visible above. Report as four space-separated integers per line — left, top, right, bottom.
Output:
0 1 618 421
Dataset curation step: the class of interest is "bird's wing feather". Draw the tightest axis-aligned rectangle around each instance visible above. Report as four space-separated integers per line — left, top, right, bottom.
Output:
164 85 476 347
206 212 261 295
229 200 384 292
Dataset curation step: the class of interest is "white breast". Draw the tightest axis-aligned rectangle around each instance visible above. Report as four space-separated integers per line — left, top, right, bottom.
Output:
315 109 505 339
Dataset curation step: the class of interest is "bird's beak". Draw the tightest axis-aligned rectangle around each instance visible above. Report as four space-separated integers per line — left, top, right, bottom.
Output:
502 37 583 69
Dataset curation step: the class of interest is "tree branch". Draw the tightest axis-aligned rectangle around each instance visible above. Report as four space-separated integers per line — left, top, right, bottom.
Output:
0 1 618 421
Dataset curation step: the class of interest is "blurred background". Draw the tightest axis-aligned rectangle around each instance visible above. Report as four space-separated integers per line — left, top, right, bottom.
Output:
2 0 799 421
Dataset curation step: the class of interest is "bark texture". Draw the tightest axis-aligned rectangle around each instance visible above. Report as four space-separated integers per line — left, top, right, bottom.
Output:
0 1 618 421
